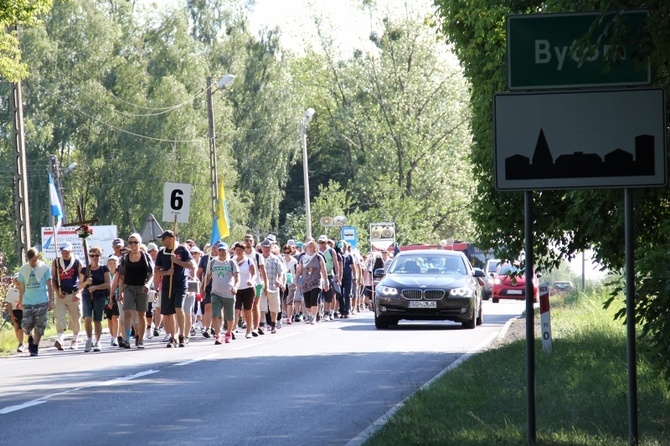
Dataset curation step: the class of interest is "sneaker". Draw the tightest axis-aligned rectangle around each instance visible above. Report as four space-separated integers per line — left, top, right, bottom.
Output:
30 345 39 357
257 327 265 335
184 337 190 345
190 327 196 336
153 328 160 337
54 340 64 351
70 340 79 350
276 320 282 329
214 336 221 345
137 341 144 349
17 344 25 353
310 316 316 325
210 328 216 336
111 338 118 347
202 330 211 339
271 326 277 334
178 335 185 347
117 336 124 347
92 342 101 352
224 333 232 343
287 319 293 325
238 318 245 328
166 338 174 348
121 339 131 349
231 332 236 340
146 328 154 340
162 334 171 342
251 330 259 337
85 339 93 352
245 332 252 339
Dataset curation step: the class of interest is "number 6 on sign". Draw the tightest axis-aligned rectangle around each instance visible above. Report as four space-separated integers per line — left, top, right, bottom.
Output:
163 182 192 224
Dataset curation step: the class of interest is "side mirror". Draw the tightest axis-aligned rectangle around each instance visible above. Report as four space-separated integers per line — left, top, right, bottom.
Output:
472 268 485 278
373 268 385 278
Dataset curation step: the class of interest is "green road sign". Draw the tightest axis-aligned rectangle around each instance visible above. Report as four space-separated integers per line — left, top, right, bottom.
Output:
507 11 650 90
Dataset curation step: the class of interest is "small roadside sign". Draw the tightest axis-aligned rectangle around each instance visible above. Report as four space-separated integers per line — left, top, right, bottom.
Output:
162 182 192 223
341 226 357 249
507 10 650 90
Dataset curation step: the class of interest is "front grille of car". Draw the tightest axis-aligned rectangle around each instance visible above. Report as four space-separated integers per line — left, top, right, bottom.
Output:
401 289 423 300
400 289 445 300
424 290 446 300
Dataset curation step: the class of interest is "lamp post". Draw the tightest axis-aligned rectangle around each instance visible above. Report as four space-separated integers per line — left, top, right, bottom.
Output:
207 74 235 217
301 107 315 238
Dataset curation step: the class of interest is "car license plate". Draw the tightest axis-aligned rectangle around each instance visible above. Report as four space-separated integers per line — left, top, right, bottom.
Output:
507 290 524 295
408 301 437 308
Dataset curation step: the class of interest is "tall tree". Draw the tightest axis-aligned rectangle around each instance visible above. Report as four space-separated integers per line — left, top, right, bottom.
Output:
434 0 670 379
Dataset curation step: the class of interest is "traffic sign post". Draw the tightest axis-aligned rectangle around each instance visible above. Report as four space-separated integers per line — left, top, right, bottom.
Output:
507 11 650 90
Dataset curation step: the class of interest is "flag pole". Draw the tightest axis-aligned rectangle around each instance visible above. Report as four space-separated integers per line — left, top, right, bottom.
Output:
52 214 62 291
168 214 177 299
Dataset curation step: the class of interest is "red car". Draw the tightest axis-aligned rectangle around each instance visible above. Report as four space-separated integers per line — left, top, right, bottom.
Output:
491 263 540 303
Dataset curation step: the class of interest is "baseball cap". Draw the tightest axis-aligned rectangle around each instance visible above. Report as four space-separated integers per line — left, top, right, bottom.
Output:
261 239 272 247
317 235 328 242
159 230 175 239
107 255 119 263
190 246 202 254
296 241 304 249
217 242 229 250
266 234 277 243
59 242 73 251
112 238 124 247
146 242 158 252
287 239 296 246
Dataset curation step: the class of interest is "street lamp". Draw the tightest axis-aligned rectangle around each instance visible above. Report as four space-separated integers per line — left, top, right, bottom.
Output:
301 107 315 238
207 74 235 216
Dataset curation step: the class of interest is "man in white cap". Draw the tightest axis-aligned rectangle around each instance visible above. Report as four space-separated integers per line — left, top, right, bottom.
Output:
259 238 285 333
51 241 83 350
317 235 340 321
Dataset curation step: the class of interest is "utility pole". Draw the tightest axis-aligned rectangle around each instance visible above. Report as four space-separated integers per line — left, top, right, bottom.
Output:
11 78 31 264
206 76 219 218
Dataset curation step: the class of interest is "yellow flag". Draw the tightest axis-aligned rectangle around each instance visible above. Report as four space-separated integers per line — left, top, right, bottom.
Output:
217 179 230 238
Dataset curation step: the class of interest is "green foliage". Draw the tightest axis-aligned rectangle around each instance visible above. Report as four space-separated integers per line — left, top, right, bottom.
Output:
434 0 670 380
0 0 53 81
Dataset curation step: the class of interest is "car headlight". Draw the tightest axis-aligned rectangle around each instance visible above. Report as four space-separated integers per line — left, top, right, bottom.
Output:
449 287 474 297
377 286 398 296
494 277 502 285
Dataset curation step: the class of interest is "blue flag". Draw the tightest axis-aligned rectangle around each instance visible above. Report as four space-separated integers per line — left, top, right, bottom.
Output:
43 173 63 250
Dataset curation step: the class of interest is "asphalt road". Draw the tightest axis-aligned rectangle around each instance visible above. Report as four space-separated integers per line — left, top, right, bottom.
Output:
0 301 525 446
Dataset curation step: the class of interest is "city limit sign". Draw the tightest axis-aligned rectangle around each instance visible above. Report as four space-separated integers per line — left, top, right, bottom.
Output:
494 88 666 191
507 11 650 90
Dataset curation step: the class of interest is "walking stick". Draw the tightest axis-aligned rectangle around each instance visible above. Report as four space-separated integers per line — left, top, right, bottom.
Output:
168 215 177 299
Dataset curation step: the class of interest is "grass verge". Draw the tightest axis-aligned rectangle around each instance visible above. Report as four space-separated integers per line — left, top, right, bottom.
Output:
365 289 670 445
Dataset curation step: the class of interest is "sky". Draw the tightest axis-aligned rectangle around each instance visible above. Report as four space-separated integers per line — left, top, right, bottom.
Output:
135 0 436 56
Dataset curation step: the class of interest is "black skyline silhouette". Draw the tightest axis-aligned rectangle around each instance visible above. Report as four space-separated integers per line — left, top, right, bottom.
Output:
505 130 655 180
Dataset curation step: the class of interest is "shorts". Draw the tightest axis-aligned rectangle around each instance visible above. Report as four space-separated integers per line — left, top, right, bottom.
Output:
183 293 195 315
83 296 105 322
260 289 281 313
202 292 211 306
123 285 149 313
211 293 235 321
283 285 295 306
161 287 186 315
234 287 255 311
21 303 48 336
303 288 321 309
363 286 373 298
11 308 23 329
293 286 304 302
322 277 335 303
104 301 120 319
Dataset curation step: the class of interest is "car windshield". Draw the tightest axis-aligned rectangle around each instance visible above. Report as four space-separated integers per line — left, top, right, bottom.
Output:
389 254 467 275
487 260 500 273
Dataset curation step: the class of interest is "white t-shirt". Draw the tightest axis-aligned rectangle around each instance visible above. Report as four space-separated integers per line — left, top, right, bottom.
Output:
209 257 238 298
5 286 19 306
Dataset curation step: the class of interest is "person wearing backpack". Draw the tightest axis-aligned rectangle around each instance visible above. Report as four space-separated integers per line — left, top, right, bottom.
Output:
317 235 340 321
111 233 154 349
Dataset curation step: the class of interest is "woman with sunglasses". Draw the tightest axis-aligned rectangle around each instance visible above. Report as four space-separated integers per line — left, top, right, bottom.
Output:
111 233 154 349
79 246 110 352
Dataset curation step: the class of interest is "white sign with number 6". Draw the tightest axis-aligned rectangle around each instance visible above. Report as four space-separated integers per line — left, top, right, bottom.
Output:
163 182 192 224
